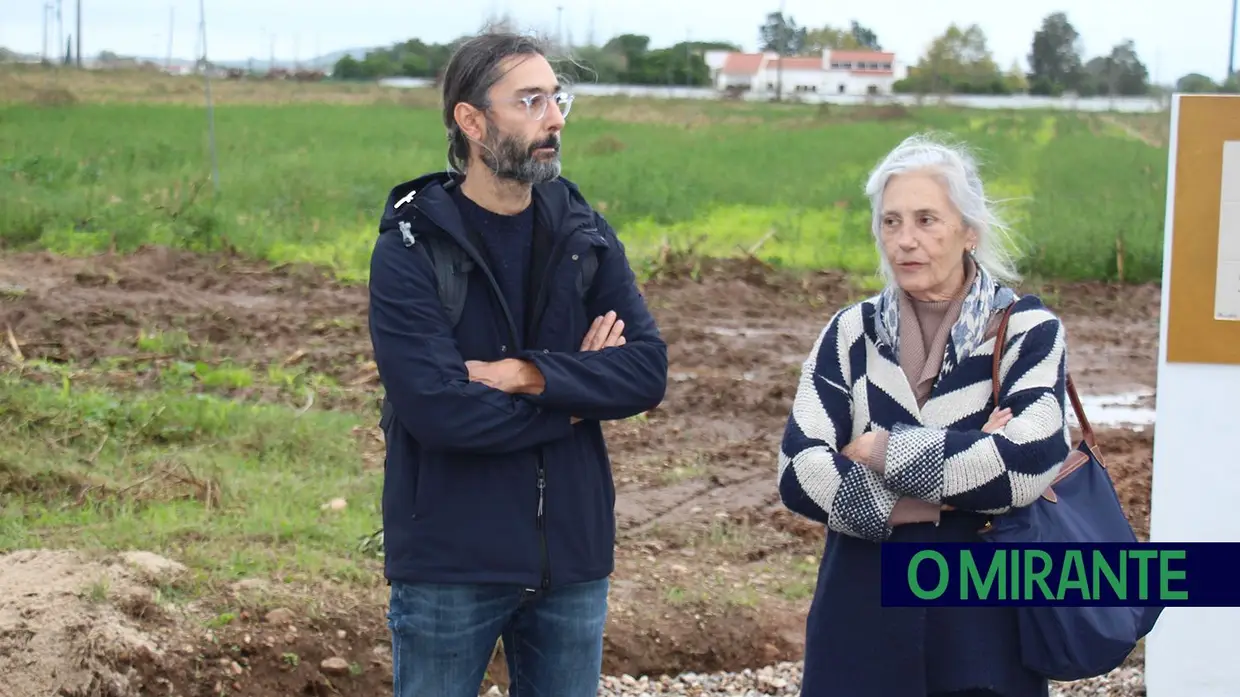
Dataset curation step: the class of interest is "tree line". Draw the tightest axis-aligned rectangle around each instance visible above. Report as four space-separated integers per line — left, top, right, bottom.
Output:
760 10 1237 97
331 14 730 87
333 11 1238 97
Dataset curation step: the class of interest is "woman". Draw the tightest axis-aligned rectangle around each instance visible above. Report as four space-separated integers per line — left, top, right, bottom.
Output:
778 133 1072 697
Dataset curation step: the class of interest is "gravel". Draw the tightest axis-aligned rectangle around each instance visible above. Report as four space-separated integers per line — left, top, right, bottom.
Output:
495 661 1145 697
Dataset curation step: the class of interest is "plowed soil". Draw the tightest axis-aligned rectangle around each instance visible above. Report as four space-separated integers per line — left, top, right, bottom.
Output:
0 247 1160 695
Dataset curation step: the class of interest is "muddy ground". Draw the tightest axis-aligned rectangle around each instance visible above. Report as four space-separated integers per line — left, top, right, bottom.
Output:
0 246 1159 695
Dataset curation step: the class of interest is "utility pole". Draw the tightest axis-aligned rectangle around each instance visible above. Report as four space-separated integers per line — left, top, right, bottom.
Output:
42 2 50 63
1229 0 1238 83
198 0 220 193
166 6 174 71
75 0 81 67
556 5 563 54
775 0 786 101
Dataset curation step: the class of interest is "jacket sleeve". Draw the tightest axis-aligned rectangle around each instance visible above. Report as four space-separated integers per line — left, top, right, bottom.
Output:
518 215 668 422
875 306 1070 513
368 230 575 454
778 309 903 543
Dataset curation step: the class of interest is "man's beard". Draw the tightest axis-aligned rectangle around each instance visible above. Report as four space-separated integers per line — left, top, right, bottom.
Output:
480 128 561 184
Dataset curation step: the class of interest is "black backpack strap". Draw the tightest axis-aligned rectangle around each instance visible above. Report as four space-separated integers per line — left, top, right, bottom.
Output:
378 225 473 441
578 245 600 300
421 233 473 328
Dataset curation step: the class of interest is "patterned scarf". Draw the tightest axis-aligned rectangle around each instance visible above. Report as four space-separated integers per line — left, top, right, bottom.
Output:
874 254 1017 377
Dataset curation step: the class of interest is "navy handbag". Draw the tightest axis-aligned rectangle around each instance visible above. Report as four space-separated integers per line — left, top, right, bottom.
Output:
979 304 1164 682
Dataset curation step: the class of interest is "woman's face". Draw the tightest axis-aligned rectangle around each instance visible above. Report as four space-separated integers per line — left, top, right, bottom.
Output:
878 169 978 302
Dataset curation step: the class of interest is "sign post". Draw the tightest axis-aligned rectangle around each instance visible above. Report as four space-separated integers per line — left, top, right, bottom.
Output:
1146 93 1240 696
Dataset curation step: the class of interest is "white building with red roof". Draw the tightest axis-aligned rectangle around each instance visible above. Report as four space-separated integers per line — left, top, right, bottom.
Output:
703 48 908 97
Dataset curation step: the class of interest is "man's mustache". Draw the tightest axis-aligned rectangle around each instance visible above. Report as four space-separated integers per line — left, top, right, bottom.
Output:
529 136 560 154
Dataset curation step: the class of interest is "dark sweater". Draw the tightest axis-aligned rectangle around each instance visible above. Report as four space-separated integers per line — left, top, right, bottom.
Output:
451 186 535 335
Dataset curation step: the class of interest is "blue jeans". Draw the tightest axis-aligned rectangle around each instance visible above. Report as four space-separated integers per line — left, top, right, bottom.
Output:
387 577 609 697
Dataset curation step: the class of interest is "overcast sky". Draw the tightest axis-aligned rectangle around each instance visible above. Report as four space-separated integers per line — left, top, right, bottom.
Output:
3 0 1237 83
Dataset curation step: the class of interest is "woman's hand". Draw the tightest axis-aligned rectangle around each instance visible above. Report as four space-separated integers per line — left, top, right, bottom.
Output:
982 407 1012 433
846 407 1012 479
841 431 878 463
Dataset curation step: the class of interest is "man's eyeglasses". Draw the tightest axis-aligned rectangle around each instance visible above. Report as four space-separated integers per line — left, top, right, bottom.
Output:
511 92 574 121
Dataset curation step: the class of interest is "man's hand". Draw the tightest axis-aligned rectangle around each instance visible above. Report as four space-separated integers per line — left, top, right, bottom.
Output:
580 311 626 351
464 311 629 423
465 359 546 396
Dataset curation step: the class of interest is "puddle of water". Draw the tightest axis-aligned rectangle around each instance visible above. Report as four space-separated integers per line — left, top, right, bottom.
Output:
1072 390 1155 430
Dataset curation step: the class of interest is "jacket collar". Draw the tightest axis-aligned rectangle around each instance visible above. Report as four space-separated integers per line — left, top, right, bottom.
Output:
380 171 596 246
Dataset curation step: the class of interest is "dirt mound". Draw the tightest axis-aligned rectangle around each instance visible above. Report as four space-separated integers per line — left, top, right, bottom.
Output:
0 549 178 697
0 549 395 697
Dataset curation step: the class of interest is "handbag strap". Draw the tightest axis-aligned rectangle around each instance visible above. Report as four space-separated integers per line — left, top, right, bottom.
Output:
991 304 1096 449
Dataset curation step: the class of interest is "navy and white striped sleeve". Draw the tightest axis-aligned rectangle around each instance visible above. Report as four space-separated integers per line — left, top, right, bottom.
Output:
878 306 1070 513
778 309 901 543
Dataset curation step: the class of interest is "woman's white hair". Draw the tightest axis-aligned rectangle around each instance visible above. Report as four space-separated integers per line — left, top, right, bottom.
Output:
863 132 1022 287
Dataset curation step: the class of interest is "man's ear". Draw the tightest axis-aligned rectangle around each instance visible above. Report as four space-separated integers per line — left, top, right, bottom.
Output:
453 103 486 143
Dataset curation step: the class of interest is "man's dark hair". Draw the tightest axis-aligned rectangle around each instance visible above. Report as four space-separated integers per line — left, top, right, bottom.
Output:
441 31 550 174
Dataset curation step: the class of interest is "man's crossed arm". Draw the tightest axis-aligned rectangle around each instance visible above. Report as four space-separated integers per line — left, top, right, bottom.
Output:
465 311 630 423
471 221 668 422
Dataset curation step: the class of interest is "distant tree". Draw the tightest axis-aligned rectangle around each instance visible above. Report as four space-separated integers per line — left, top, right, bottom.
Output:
328 30 729 87
1027 11 1085 95
802 20 881 54
803 26 858 53
894 23 1009 95
759 12 807 55
849 21 881 50
1176 72 1220 93
1077 40 1149 96
1003 60 1029 93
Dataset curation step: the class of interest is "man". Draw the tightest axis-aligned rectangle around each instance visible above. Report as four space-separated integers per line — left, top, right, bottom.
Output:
367 30 669 697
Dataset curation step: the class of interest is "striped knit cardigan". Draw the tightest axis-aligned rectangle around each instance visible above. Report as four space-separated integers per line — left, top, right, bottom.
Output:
777 275 1072 543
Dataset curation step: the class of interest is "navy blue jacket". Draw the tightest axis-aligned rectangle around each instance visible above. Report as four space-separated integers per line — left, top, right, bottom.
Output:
367 171 668 589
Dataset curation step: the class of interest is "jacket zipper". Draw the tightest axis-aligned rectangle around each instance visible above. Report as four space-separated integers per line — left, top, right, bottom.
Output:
527 227 585 592
536 460 549 589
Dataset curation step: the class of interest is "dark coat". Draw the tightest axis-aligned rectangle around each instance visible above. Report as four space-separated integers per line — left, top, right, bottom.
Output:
368 171 668 590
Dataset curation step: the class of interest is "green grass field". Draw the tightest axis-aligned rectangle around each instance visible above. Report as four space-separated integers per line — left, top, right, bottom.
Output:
1 95 1170 283
0 85 1171 599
